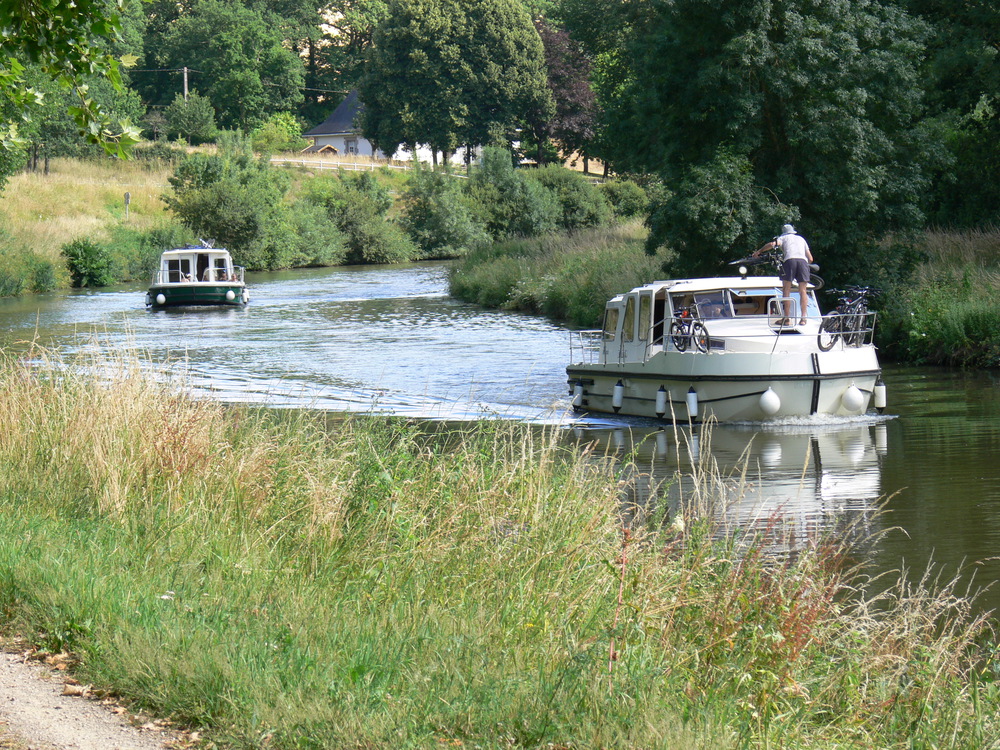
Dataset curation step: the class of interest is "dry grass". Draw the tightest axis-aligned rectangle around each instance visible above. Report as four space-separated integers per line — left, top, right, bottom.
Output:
0 158 172 260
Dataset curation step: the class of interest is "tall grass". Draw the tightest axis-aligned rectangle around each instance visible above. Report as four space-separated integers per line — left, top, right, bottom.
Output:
0 348 997 748
877 228 1000 367
0 157 173 261
449 220 663 327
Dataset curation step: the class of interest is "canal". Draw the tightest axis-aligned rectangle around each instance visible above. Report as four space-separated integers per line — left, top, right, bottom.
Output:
2 262 999 615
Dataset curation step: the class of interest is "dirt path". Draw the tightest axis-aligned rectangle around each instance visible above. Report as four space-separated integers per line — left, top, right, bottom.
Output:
0 645 181 750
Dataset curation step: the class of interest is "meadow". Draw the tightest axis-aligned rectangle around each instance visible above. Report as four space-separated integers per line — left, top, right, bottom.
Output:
0 346 996 748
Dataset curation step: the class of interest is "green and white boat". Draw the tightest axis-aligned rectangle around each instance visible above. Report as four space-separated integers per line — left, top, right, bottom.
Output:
146 243 249 308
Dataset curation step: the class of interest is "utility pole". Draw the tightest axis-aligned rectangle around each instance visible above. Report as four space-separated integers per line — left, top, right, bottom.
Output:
183 67 189 101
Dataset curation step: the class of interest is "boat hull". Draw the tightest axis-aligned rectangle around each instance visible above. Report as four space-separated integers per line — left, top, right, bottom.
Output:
567 347 881 422
146 283 249 308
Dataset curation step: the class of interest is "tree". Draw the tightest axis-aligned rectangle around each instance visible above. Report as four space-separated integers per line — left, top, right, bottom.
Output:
163 91 218 144
151 0 304 131
360 0 553 159
603 0 932 282
904 0 1000 226
525 20 598 165
1 0 142 185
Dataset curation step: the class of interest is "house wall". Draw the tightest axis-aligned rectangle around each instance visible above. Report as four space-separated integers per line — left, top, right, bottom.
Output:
307 136 477 166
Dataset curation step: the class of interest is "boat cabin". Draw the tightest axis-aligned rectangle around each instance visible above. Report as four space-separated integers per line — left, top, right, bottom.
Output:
153 248 239 285
599 277 821 362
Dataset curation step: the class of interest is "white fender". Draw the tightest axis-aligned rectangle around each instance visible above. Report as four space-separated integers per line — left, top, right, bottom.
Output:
686 387 698 419
612 380 624 412
655 386 667 417
759 387 781 416
842 384 865 413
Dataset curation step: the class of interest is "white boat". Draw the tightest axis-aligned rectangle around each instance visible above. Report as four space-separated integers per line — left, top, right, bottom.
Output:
146 243 249 308
566 269 885 422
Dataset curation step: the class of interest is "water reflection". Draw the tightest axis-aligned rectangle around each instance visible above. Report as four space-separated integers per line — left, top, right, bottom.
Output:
570 418 889 552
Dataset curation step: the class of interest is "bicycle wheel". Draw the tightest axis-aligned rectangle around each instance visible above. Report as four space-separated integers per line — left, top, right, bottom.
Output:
691 321 710 353
817 313 841 351
669 319 689 352
844 303 866 346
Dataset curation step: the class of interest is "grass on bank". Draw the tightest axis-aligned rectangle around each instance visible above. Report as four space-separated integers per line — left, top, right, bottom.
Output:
0 348 998 748
449 220 662 328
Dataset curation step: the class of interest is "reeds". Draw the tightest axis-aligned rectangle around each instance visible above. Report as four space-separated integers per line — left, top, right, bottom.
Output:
449 220 661 327
0 348 997 748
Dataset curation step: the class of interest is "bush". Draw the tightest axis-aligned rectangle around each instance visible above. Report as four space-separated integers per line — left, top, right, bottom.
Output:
467 147 559 239
61 239 116 288
251 113 309 154
401 168 488 258
303 172 418 265
526 165 611 230
131 141 186 166
600 179 649 219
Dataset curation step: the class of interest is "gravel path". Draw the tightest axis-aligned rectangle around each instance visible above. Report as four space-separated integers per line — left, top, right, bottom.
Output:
0 647 179 750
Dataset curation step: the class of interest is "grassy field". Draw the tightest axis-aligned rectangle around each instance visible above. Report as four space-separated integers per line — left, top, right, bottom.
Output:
0 346 997 748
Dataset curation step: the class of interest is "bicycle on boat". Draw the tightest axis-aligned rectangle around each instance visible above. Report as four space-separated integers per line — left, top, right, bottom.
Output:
817 285 880 351
669 306 710 353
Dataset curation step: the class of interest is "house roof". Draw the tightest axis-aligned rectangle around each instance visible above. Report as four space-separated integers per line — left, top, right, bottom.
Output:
304 90 363 137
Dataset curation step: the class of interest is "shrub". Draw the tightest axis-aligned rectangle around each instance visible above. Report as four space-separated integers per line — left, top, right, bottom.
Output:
163 91 218 145
251 113 309 154
467 147 559 239
526 164 611 230
303 172 418 265
401 168 488 258
600 179 649 219
61 239 116 288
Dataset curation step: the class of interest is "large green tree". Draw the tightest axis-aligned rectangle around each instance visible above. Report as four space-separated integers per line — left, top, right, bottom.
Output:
576 0 933 283
905 0 1000 226
148 0 304 131
360 0 553 159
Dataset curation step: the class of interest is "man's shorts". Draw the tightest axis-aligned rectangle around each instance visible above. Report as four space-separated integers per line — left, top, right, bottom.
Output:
780 258 811 284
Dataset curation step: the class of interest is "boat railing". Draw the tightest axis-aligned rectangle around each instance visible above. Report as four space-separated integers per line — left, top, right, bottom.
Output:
569 329 603 364
151 266 245 285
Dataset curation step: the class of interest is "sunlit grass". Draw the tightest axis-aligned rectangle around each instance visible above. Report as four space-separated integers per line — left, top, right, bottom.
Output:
0 157 172 261
0 347 996 748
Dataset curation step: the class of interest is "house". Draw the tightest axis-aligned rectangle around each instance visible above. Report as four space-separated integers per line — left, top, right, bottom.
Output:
302 91 474 166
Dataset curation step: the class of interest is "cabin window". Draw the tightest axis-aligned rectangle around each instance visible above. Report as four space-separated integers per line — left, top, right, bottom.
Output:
694 291 733 319
602 308 620 340
638 294 651 341
622 297 636 342
166 258 191 283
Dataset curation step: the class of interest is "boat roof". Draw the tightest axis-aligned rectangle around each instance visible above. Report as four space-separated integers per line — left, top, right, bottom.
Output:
623 276 787 296
160 246 232 257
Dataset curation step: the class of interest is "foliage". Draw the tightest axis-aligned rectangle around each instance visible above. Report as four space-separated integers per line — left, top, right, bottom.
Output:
905 1 1000 227
572 0 934 286
163 150 301 270
400 167 489 258
361 0 553 157
250 112 308 154
526 165 610 230
302 171 418 264
525 20 598 164
163 92 218 145
467 147 560 239
148 0 305 132
0 0 142 167
599 179 649 219
0 246 59 296
61 238 116 288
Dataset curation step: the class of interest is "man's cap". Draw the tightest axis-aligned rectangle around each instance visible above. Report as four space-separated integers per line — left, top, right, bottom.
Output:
782 224 796 234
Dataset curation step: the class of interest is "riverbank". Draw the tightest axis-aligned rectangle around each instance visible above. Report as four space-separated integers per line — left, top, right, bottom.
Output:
449 225 1000 368
0 348 996 748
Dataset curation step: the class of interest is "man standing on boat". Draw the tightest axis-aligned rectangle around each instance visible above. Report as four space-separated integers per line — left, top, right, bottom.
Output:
755 224 813 326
